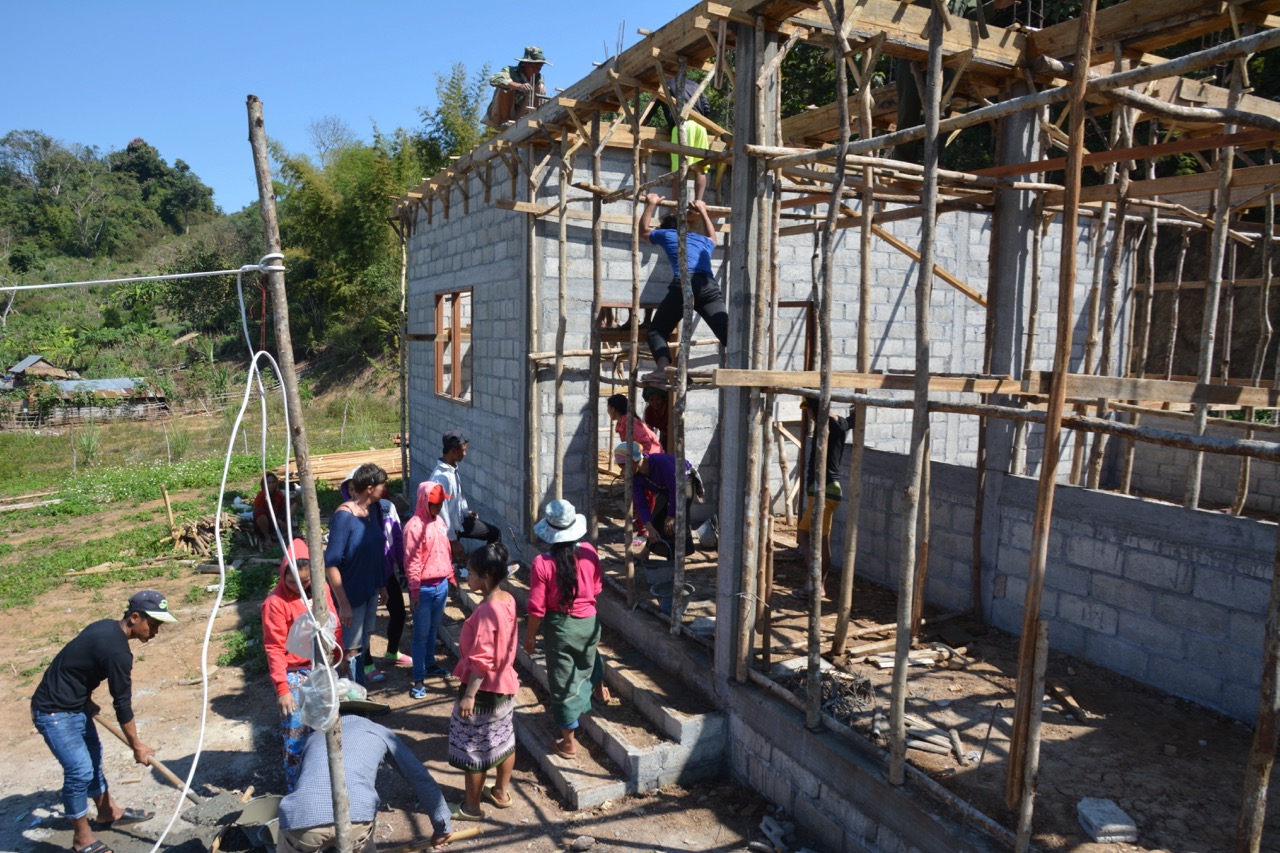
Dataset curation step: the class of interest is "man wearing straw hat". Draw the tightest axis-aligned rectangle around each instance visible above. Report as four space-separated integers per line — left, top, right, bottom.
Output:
484 46 550 128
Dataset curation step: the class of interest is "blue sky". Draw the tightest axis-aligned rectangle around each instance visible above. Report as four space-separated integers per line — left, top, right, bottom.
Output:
4 1 696 212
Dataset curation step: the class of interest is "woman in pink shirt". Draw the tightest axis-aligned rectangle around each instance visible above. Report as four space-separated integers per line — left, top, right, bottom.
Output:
403 481 455 699
524 500 606 760
448 542 518 820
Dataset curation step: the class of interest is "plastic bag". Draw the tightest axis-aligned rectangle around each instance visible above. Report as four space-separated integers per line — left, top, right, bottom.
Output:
285 608 337 661
298 666 339 732
335 678 367 703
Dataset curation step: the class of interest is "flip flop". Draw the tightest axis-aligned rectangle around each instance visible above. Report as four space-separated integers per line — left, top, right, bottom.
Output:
73 842 113 853
482 785 514 809
450 803 485 822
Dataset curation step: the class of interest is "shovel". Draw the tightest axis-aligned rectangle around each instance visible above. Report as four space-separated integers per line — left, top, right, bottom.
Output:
93 714 202 804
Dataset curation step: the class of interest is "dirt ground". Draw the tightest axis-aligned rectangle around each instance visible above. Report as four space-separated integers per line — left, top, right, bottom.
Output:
0 580 780 853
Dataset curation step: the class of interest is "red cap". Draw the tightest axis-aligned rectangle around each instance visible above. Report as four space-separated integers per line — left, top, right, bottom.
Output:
425 482 449 503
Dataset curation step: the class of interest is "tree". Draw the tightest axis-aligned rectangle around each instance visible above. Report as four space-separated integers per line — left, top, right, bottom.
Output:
417 62 490 178
307 116 360 167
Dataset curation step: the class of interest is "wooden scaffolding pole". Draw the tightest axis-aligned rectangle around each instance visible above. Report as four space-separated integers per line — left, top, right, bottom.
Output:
396 214 411 501
671 57 693 635
589 113 603 536
1005 0 1096 809
246 95 353 853
831 27 880 659
553 132 571 501
889 8 942 786
1235 527 1280 852
1186 61 1242 509
625 85 642 610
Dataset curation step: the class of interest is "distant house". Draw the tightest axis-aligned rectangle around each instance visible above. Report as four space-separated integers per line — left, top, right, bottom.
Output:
2 355 166 425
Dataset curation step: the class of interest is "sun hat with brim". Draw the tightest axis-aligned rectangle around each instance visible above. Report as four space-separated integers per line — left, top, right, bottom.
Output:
128 589 177 622
534 499 587 544
516 46 551 65
613 442 645 465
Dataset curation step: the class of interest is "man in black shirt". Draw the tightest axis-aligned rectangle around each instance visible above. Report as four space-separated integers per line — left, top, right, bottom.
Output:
31 589 176 853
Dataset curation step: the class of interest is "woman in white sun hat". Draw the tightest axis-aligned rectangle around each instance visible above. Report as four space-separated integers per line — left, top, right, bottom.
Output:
524 499 609 760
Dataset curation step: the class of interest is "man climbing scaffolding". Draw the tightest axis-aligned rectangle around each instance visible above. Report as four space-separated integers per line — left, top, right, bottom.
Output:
638 192 729 383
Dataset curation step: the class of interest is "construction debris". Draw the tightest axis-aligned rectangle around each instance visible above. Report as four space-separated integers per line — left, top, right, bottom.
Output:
163 513 240 556
1077 797 1138 843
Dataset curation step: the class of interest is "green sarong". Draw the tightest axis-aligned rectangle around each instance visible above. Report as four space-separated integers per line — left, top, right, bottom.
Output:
544 612 602 729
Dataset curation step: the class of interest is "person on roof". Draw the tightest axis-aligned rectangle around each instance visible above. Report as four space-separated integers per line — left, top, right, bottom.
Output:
483 46 550 129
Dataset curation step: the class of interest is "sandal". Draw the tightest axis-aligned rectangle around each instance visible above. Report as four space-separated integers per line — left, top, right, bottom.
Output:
450 803 485 821
74 843 113 853
95 807 154 828
482 785 513 809
551 739 578 760
366 669 387 684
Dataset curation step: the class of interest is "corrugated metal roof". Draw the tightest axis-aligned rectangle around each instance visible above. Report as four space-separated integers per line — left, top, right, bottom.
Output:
52 378 164 399
9 354 46 373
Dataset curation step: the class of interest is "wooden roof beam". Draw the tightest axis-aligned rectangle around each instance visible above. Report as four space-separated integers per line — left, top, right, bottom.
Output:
1029 0 1280 60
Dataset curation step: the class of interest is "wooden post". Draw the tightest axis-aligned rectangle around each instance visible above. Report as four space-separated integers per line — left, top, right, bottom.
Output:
1165 228 1191 379
1015 620 1050 853
246 95 352 853
1122 126 1161 495
832 40 879 657
1234 527 1280 852
625 85 642 610
1186 61 1242 508
589 112 604 537
397 214 411 500
553 132 571 502
889 10 942 786
671 58 693 635
1005 0 1096 807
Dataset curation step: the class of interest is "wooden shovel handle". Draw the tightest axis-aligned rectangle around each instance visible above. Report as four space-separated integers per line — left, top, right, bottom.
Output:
92 714 202 804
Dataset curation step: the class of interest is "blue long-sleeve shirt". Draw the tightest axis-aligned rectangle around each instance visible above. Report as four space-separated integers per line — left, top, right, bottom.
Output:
278 715 451 835
324 508 385 608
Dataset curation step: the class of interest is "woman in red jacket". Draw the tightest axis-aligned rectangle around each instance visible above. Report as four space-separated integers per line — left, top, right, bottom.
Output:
261 539 343 792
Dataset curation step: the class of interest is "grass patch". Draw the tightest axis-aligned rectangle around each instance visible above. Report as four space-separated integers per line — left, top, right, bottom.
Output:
0 524 174 609
216 623 265 673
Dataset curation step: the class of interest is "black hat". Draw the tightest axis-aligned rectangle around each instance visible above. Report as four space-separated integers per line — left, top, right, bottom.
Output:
442 429 468 451
127 590 177 622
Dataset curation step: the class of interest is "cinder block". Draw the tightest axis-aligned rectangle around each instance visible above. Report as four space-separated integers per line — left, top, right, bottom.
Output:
1193 568 1271 615
1082 634 1148 678
1116 613 1184 658
1154 594 1228 637
1186 637 1262 688
1148 654 1223 704
1123 550 1193 593
1058 593 1118 634
1091 574 1154 615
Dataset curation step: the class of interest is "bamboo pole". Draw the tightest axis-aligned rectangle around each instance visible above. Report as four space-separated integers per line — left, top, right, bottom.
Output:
589 113 603 536
247 95 352 853
910 449 931 636
1005 0 1095 808
1186 61 1242 509
1122 121 1161 495
889 10 943 786
1165 228 1191 379
832 31 879 659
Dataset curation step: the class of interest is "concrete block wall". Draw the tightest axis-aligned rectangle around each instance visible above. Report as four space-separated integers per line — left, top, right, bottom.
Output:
1118 412 1280 515
829 449 1275 721
406 155 529 530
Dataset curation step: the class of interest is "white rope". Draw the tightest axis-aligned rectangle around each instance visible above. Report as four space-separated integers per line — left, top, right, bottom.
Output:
0 260 285 293
146 253 341 852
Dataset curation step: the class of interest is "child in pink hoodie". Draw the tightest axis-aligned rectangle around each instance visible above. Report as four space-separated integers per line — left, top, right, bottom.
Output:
261 539 343 792
403 481 455 699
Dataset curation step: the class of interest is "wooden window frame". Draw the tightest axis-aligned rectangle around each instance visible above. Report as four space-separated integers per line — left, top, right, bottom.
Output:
434 288 473 405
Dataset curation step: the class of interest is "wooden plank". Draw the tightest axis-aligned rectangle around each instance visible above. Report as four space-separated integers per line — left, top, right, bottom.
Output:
1028 0 1278 60
1024 371 1280 409
789 0 1026 73
974 128 1280 180
871 224 987 306
715 368 1021 393
495 198 640 227
1043 162 1280 208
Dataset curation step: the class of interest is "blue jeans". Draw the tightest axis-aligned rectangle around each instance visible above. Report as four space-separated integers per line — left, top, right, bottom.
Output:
411 580 449 682
33 710 107 820
346 597 379 687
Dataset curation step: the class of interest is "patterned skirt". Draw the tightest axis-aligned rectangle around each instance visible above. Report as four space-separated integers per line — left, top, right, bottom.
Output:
447 688 516 773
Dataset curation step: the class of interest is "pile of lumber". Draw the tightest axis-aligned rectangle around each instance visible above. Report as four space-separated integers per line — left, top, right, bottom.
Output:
276 448 402 487
163 513 240 556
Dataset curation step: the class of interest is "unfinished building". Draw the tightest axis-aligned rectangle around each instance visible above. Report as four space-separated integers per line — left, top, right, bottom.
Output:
395 0 1280 849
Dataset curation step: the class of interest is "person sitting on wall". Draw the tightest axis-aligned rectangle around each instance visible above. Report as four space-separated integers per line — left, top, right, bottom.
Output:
638 192 729 384
791 399 853 602
483 46 550 129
